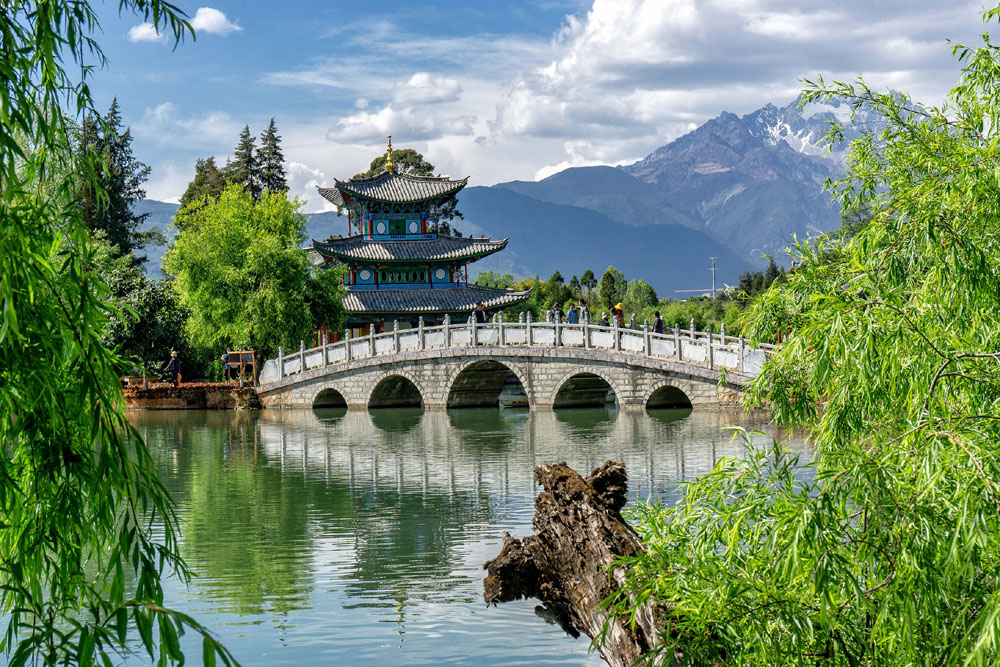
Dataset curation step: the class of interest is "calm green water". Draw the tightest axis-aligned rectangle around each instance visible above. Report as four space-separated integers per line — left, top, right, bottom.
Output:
130 407 804 665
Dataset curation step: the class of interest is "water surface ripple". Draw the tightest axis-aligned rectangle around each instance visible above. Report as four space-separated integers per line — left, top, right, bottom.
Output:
129 407 803 665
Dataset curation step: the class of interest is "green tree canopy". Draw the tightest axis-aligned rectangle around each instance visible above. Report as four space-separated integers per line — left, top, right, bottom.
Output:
622 278 657 314
76 98 153 257
356 147 434 178
180 156 226 207
165 185 345 359
88 232 190 373
612 8 1000 665
598 266 626 307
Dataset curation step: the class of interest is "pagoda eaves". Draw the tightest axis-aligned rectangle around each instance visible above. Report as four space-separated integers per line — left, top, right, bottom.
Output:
317 171 468 208
311 235 508 264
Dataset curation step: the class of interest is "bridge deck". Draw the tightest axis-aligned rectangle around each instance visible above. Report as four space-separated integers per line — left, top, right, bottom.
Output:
257 319 775 411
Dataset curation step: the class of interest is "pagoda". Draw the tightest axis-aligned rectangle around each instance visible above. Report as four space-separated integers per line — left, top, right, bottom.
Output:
311 138 530 336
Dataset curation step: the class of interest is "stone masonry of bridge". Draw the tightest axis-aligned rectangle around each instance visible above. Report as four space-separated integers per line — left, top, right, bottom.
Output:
256 345 746 412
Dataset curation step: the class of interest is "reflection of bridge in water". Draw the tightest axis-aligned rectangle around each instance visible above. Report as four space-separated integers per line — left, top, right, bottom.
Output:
257 319 775 411
251 408 785 503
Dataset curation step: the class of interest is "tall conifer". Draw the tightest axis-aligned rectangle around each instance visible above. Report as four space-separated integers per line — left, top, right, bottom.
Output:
77 98 151 256
257 118 287 194
227 124 260 198
179 156 226 207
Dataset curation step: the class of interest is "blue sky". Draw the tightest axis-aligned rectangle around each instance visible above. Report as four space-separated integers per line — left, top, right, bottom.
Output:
90 0 990 210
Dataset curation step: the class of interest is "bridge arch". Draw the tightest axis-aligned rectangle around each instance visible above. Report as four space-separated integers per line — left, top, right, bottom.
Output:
313 386 348 408
446 359 532 409
368 371 424 409
551 369 622 409
644 380 694 410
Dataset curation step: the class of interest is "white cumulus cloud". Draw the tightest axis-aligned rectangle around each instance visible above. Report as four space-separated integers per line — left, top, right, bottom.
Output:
127 22 165 43
328 104 476 143
391 72 463 105
191 7 242 36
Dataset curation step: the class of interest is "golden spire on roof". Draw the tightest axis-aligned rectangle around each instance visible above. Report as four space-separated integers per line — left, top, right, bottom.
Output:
384 135 396 174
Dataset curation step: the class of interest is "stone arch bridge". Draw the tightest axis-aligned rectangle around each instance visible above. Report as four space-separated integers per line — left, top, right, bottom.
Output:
256 318 773 412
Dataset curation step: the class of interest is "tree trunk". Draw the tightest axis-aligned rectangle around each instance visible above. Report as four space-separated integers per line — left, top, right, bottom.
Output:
483 461 664 667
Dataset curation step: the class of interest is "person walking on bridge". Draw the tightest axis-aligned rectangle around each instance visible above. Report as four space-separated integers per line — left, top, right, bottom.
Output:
565 303 579 324
475 302 488 324
653 311 665 335
612 303 625 328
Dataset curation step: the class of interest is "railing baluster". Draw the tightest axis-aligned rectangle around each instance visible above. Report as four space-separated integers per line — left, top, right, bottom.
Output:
299 340 305 373
345 330 352 362
418 316 425 350
707 331 714 369
278 346 284 378
674 324 681 361
643 321 650 357
526 311 533 346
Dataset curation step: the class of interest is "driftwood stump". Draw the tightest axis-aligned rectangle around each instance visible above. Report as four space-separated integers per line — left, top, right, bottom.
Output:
483 461 663 667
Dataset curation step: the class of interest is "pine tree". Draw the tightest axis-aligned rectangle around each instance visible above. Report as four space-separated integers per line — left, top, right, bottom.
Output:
77 98 152 257
226 125 260 198
257 118 287 194
180 156 226 207
763 257 780 288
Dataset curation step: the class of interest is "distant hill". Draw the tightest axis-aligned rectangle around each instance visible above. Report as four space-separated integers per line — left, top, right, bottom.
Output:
135 193 749 295
435 187 749 294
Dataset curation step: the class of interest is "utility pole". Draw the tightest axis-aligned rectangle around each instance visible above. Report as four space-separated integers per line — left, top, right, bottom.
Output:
710 257 717 298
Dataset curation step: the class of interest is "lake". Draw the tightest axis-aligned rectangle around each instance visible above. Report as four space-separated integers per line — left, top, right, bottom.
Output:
130 407 803 665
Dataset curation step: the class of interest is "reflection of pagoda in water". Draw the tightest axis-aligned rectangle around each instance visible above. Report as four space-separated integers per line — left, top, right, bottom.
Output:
311 138 530 336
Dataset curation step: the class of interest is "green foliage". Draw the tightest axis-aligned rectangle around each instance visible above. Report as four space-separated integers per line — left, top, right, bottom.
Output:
180 156 226 207
88 233 192 375
165 185 345 360
612 10 1000 665
735 257 785 305
580 269 597 295
622 278 657 314
356 148 434 178
598 266 626 308
257 118 287 195
0 1 237 664
549 270 564 285
473 271 516 289
76 98 153 256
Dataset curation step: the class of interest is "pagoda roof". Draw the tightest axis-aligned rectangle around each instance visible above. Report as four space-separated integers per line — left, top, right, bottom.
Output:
317 171 468 207
310 235 507 264
343 286 530 314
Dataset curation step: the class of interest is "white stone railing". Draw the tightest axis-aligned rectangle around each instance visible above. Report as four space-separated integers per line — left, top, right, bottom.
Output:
258 313 777 385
